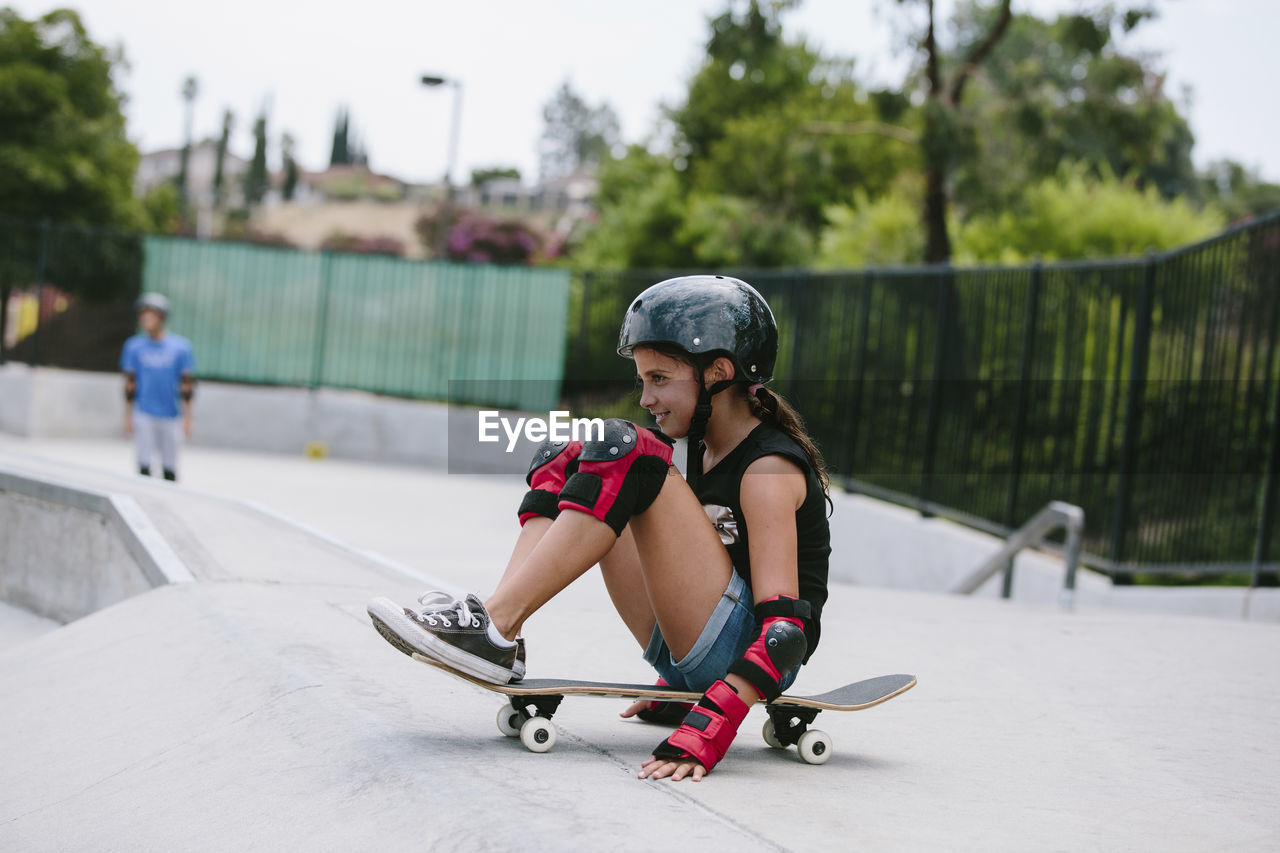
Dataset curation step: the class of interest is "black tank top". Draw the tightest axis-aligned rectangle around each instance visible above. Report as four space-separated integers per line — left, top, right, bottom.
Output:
694 422 831 659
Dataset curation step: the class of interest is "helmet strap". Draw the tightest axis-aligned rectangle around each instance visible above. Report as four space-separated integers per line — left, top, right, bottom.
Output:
685 378 736 492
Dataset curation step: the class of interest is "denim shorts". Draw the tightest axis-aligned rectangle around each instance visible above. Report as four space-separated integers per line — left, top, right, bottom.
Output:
643 570 801 694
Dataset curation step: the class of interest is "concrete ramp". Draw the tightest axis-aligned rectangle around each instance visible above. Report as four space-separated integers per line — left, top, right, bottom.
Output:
1 440 1278 850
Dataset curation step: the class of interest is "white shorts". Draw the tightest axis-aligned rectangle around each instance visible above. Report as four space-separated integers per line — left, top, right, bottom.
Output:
133 411 182 475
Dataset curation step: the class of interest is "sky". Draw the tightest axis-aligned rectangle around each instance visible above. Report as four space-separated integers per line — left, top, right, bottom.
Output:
12 0 1280 186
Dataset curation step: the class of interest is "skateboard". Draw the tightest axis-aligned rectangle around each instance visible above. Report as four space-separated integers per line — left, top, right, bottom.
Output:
412 652 916 765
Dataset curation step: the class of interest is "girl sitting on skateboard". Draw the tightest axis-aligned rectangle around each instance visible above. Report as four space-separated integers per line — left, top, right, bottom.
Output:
369 275 831 781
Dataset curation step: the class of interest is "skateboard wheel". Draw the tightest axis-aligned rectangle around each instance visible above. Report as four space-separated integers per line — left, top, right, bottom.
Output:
762 719 785 749
519 717 557 753
797 730 832 765
496 706 522 738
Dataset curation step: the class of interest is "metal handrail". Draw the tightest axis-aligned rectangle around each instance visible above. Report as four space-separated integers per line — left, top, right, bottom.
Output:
953 501 1085 609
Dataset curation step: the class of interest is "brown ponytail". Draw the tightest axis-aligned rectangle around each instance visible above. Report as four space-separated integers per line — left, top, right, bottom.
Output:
745 386 831 498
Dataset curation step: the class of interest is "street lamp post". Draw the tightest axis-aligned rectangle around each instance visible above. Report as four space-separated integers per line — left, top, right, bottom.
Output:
421 74 462 258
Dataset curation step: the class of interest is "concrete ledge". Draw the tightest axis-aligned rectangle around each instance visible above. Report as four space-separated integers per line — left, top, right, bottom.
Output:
0 364 537 473
0 469 192 622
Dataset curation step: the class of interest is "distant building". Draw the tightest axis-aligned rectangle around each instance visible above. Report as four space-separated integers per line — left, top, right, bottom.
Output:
137 142 598 257
449 170 597 223
136 140 250 211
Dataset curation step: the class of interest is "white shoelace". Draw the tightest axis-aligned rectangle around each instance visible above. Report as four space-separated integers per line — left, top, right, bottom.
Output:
411 591 481 629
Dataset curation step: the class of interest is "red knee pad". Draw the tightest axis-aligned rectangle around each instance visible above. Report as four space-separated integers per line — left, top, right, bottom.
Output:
517 438 582 525
651 679 749 772
557 419 673 535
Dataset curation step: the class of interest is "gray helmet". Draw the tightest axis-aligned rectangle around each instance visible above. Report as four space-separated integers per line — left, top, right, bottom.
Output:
134 292 170 317
617 275 778 384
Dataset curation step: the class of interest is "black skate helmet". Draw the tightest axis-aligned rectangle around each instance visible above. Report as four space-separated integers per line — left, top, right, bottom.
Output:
617 275 777 384
618 275 779 487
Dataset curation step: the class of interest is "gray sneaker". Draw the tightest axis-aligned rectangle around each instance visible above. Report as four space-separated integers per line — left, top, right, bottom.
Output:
367 591 523 684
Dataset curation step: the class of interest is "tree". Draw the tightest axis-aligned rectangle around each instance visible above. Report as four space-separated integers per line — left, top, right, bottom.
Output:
1199 160 1280 224
330 107 349 166
945 3 1198 217
0 8 141 227
243 108 268 207
893 0 1013 262
177 75 198 211
669 0 813 165
574 147 695 269
576 0 920 268
539 82 619 181
329 106 369 167
281 132 299 201
213 109 233 208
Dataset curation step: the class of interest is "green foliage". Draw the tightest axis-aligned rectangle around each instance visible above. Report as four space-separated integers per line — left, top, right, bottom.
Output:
579 146 814 269
471 166 521 186
946 2 1199 215
692 86 919 233
816 188 925 268
177 75 198 207
329 105 368 167
574 152 691 269
330 106 348 166
1200 160 1280 224
678 191 812 267
953 167 1226 263
281 132 298 202
573 0 1236 271
243 110 268 207
213 109 233 208
0 8 142 228
577 1 917 268
670 0 813 164
140 182 182 235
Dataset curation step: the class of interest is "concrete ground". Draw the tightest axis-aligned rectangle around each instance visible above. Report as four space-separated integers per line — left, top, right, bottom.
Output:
1 435 1278 852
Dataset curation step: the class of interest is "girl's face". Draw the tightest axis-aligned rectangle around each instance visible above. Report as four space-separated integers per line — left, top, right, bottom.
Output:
633 346 701 438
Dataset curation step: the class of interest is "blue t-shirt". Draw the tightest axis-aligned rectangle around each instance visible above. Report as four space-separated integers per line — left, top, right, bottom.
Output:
120 333 195 418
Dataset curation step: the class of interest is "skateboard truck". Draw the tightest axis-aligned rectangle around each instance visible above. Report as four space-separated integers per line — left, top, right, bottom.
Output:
500 694 565 753
762 705 832 764
763 704 821 746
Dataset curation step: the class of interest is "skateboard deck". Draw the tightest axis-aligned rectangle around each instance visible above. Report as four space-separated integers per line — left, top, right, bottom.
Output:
412 652 916 764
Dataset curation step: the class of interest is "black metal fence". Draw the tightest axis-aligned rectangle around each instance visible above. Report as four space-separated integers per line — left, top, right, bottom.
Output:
565 213 1280 580
5 213 1278 577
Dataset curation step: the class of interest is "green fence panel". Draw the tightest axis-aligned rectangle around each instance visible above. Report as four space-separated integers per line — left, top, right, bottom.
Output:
142 237 569 411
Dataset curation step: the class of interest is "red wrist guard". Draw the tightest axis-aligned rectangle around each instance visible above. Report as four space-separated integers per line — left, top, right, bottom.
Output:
651 679 750 772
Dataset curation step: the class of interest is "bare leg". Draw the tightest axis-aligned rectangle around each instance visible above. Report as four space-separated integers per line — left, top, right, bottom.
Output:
485 510 617 641
626 469 733 660
502 516 552 577
598 526 656 648
488 470 733 661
